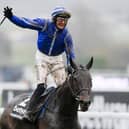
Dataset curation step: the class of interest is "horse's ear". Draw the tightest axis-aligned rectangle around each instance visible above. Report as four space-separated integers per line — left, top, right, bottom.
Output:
70 58 78 69
86 57 93 70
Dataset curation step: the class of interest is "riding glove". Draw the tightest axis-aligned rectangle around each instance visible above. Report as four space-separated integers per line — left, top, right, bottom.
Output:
3 6 13 19
67 65 73 74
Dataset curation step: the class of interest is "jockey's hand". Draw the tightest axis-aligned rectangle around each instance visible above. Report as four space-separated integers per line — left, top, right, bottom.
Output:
3 6 13 19
67 65 73 74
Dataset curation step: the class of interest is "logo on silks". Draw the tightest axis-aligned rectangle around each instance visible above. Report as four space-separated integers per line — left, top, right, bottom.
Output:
10 97 30 119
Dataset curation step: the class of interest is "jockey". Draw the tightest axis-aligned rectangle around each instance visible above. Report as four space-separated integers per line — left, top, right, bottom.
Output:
3 6 75 120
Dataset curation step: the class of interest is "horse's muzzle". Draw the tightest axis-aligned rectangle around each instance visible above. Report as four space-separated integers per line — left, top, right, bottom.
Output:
79 100 91 111
75 95 91 111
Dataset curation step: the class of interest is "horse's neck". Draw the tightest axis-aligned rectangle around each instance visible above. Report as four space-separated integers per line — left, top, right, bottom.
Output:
57 81 78 117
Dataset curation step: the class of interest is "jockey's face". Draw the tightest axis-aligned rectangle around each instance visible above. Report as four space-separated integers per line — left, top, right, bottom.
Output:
56 17 68 30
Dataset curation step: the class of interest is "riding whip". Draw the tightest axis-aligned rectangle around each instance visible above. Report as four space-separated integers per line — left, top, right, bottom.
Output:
0 16 6 26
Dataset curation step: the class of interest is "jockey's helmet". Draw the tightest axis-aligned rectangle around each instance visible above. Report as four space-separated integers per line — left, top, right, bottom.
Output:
51 7 71 19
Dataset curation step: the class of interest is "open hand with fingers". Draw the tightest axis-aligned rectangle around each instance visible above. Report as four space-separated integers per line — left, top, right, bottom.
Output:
3 6 13 19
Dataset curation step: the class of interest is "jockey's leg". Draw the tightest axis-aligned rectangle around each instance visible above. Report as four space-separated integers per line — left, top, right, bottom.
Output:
51 60 66 86
24 61 48 120
53 67 66 86
27 83 46 112
24 83 46 121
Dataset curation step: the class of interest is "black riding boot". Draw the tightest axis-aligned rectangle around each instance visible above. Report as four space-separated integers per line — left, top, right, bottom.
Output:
24 83 46 121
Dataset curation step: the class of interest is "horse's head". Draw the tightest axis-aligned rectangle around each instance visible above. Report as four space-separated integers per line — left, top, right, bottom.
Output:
68 57 93 112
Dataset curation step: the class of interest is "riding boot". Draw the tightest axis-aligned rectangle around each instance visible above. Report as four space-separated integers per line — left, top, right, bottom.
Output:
23 83 46 121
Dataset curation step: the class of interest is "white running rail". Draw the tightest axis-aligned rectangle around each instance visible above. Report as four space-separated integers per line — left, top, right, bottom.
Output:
79 111 129 119
0 108 4 116
79 111 129 129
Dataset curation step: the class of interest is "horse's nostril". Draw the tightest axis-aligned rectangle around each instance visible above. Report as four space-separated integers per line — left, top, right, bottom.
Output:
81 100 91 106
88 101 91 105
79 100 91 112
79 100 83 103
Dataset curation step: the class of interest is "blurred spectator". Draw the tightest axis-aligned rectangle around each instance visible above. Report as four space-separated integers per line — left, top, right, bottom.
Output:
0 66 23 81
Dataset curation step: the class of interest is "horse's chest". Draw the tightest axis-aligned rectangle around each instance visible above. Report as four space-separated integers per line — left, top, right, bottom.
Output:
54 118 80 129
44 113 79 129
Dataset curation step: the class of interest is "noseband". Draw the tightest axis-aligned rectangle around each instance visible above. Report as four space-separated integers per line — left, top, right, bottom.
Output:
69 85 89 101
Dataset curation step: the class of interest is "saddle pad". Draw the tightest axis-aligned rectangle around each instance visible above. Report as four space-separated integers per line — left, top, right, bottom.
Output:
10 97 30 120
10 87 56 120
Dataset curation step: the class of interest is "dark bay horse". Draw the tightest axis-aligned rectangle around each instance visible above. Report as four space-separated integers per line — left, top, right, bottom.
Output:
0 57 93 129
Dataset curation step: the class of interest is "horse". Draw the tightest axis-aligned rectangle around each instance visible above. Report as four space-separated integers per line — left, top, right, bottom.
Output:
0 57 93 129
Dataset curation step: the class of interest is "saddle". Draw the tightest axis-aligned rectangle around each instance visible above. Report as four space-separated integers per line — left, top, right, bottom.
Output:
10 87 56 122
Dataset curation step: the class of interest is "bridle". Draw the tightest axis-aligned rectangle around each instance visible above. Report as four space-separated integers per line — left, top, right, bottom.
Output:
67 68 90 102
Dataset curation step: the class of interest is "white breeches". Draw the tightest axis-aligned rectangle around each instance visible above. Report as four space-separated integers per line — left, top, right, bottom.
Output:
35 50 66 87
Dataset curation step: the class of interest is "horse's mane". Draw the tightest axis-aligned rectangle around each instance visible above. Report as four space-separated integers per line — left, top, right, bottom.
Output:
55 77 70 98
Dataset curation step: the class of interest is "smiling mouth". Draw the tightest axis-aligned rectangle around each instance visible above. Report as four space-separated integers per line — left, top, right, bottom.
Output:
57 23 66 29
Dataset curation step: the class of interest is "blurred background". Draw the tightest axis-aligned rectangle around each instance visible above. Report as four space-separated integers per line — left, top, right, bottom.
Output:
0 0 129 129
